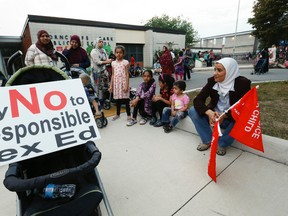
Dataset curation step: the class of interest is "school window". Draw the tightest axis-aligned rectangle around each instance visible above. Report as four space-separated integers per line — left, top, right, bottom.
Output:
116 44 143 66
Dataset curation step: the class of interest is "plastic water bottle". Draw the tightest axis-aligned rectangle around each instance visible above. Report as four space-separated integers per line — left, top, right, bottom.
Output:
42 184 76 199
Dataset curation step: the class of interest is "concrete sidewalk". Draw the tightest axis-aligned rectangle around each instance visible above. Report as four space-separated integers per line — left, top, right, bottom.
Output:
1 115 288 216
95 116 288 216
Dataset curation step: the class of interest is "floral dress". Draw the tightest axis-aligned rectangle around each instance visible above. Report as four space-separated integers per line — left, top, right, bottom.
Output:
111 59 130 99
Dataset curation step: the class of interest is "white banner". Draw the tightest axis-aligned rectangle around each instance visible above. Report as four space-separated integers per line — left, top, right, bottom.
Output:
0 79 100 166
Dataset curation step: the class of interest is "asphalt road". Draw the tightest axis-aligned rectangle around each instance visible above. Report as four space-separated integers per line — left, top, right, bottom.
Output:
129 67 288 92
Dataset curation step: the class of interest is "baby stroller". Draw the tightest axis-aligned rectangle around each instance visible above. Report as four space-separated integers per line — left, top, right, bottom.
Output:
92 69 111 110
0 69 8 86
86 81 108 129
66 66 108 129
253 58 268 75
3 53 113 216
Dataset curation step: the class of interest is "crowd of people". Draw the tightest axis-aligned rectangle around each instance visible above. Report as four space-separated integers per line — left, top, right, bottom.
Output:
24 29 254 156
267 44 288 68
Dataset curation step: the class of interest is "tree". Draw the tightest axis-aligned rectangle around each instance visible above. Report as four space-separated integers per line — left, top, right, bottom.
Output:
143 14 198 46
248 0 288 48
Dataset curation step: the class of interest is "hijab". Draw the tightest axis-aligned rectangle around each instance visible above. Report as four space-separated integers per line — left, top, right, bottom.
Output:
67 35 88 65
94 38 107 60
213 57 240 96
159 46 174 75
35 30 58 61
70 35 81 46
95 38 103 46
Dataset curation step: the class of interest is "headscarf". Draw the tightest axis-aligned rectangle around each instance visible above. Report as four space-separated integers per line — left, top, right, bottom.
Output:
94 38 107 61
94 38 103 48
159 46 174 75
67 35 88 65
35 30 58 61
213 57 240 96
70 35 81 46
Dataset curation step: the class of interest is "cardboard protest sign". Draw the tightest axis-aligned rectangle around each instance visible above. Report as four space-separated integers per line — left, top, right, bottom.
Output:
0 79 100 166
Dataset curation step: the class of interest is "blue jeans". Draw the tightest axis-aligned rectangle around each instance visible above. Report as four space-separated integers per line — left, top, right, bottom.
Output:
188 106 235 147
162 107 187 127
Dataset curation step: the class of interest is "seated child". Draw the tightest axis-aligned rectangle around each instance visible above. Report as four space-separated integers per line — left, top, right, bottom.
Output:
153 60 162 75
79 73 101 116
127 70 156 126
150 73 175 127
129 65 135 77
135 63 142 76
161 80 190 133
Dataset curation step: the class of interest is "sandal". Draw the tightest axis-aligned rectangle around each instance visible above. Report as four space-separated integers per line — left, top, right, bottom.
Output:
95 112 102 117
197 143 211 151
217 147 226 156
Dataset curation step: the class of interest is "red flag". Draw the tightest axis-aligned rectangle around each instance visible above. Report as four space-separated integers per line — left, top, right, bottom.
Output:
229 87 264 152
208 121 222 182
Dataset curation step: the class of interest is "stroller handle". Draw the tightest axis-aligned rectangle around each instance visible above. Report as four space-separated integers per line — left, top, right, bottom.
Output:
7 50 23 75
3 141 101 192
55 51 71 72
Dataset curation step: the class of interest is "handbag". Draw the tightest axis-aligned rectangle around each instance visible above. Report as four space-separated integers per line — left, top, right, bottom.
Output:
189 61 195 69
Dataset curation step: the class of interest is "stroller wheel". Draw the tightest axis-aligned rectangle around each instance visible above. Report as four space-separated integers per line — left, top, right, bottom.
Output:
96 118 103 128
102 117 108 127
103 101 111 110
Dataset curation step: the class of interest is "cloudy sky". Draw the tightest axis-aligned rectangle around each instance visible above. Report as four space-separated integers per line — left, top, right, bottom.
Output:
0 0 255 38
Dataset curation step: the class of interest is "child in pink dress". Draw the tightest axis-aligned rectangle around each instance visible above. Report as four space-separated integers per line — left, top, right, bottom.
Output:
109 45 131 123
161 80 190 133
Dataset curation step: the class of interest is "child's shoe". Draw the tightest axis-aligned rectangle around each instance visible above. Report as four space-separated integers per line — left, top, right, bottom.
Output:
127 119 137 126
162 123 169 130
149 117 157 125
154 120 164 127
164 125 173 133
139 118 147 125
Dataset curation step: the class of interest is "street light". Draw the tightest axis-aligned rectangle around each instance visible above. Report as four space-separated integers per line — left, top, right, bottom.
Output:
233 0 241 58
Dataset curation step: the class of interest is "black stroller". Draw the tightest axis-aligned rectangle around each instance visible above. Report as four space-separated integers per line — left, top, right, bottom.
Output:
3 53 113 216
66 66 108 129
253 58 268 75
0 69 8 87
92 70 111 110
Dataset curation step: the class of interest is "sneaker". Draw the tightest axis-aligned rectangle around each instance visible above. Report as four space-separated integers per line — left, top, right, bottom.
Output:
127 119 137 126
154 120 164 127
112 115 120 121
149 117 157 125
164 125 173 133
139 118 147 125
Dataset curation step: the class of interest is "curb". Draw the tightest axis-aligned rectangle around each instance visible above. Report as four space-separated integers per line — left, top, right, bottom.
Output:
175 118 288 165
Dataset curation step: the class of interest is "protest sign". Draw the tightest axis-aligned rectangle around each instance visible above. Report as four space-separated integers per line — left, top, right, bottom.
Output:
0 79 100 166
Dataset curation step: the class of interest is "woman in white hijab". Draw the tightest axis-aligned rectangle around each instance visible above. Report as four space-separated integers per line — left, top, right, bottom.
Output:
188 58 251 156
